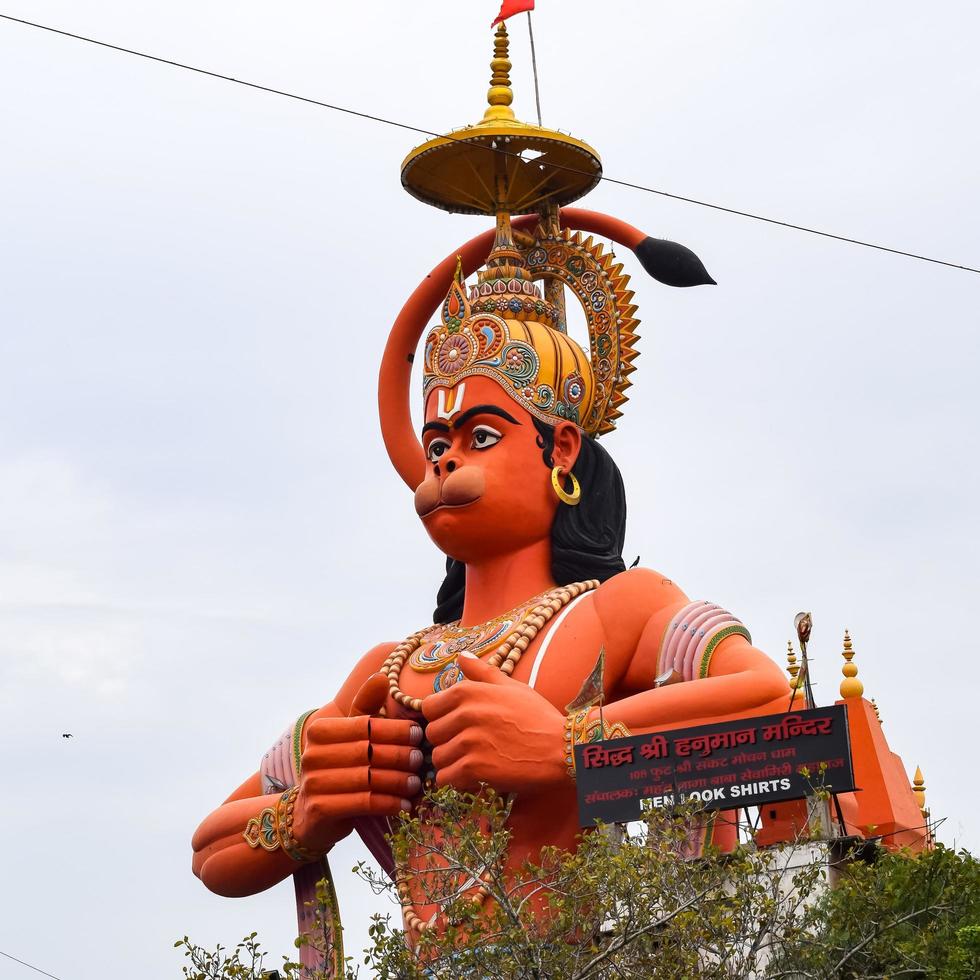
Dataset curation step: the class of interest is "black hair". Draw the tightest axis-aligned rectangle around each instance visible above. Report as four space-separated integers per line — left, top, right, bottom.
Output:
433 417 627 623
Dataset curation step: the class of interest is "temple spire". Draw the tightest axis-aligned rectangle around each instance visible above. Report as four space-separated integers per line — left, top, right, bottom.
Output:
839 629 865 699
912 766 927 818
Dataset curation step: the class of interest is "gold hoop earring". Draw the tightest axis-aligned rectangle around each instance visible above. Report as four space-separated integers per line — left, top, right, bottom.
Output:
551 466 581 506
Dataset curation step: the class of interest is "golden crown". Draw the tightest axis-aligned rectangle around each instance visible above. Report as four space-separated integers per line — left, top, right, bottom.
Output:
422 230 638 436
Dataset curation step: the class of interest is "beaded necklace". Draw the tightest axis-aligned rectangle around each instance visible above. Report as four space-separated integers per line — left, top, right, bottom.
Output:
406 592 547 675
383 579 598 712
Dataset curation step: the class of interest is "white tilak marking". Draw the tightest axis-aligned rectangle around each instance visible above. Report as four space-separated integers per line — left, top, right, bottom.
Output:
436 382 466 420
527 592 591 690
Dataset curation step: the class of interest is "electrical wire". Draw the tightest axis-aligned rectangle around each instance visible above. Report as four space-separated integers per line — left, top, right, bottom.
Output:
0 949 63 980
0 10 978 277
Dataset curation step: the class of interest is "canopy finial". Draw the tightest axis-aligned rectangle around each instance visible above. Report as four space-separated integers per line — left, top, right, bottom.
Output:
484 23 516 122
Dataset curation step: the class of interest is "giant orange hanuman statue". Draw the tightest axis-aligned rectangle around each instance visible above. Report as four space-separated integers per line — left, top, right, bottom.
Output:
191 24 793 975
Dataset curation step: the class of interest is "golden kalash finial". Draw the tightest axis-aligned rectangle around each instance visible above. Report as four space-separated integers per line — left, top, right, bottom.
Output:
785 641 805 698
839 629 865 699
485 23 516 122
912 766 927 818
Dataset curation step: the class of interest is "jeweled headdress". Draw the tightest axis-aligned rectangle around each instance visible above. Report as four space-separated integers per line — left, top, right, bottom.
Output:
422 229 639 436
380 24 713 484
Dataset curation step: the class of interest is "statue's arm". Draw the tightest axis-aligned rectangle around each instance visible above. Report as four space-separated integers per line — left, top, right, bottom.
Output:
595 569 790 733
192 644 421 898
599 638 789 733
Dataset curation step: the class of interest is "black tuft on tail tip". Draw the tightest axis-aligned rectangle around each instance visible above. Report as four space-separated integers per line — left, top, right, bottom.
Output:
634 237 716 287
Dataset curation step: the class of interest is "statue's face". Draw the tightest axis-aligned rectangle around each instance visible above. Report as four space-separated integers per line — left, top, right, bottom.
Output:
416 376 571 563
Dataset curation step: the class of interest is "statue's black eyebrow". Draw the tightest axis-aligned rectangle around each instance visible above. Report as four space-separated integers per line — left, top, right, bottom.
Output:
421 405 520 438
451 405 521 429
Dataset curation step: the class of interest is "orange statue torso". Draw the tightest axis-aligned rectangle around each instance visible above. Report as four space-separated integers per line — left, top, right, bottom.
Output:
319 565 789 931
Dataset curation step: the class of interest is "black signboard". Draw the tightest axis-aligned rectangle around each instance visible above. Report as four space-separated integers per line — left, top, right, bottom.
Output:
573 705 856 827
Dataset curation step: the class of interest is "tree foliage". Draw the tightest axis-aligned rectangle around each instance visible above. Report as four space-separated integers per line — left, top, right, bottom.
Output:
179 787 979 979
771 841 980 979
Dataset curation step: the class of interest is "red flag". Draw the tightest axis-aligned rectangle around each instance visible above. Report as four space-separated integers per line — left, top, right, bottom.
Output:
492 0 535 27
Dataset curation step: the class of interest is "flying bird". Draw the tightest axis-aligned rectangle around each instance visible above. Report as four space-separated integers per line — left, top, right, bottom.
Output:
61 733 73 739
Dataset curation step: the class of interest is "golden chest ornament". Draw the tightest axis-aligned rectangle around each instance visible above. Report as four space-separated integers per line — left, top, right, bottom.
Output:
407 594 543 675
383 580 599 711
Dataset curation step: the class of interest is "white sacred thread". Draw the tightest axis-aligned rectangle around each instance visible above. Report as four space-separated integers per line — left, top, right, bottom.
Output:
527 591 591 690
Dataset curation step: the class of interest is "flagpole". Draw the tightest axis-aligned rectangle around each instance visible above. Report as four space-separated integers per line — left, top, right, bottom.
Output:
526 11 543 126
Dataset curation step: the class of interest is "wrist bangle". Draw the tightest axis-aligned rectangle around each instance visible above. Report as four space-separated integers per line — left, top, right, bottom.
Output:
563 708 633 779
563 708 592 779
278 787 319 862
243 787 319 863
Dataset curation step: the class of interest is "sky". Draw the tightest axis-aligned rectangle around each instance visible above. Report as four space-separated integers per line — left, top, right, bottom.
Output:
1 1 978 977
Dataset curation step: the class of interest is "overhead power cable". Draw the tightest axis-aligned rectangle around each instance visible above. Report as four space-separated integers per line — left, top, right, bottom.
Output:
1 11 978 276
0 949 64 980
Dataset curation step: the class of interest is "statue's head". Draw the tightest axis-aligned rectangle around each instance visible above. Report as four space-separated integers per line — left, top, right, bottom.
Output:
415 273 588 559
415 374 582 562
413 265 630 620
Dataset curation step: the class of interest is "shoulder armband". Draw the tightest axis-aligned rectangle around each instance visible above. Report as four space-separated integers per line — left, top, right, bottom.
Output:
259 709 316 795
658 601 751 682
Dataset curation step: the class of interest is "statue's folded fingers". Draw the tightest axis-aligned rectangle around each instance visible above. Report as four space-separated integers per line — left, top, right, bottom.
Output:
369 743 424 772
294 790 411 839
305 715 370 745
368 718 423 746
347 672 391 717
419 683 467 722
301 740 371 770
302 767 371 795
422 707 475 747
368 768 422 798
364 792 413 816
301 766 420 803
429 729 478 775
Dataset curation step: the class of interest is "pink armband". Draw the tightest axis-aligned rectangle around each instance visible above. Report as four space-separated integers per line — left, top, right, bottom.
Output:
658 601 751 682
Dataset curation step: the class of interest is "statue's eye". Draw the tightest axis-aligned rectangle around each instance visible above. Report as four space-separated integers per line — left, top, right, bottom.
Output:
427 438 451 462
471 425 502 450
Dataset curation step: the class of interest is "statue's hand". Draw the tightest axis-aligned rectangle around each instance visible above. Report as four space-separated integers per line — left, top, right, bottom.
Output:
292 674 422 852
422 654 566 795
